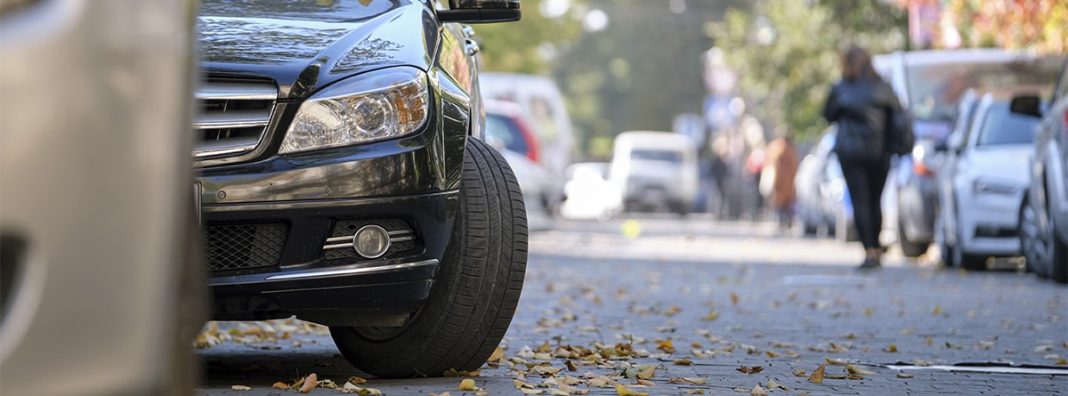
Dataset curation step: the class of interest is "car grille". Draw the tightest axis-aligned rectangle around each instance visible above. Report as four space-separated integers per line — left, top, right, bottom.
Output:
205 223 287 272
193 80 278 160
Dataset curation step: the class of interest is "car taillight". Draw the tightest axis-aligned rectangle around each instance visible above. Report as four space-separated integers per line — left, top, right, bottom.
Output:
515 117 540 164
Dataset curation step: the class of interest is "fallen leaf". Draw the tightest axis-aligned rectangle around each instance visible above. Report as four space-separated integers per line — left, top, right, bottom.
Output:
341 382 383 395
736 366 763 374
347 376 368 386
533 365 564 377
750 384 768 396
702 310 720 321
636 365 656 380
458 378 478 391
808 364 827 384
932 305 942 316
766 378 786 390
231 385 252 391
846 364 875 376
272 382 290 390
896 373 914 379
668 377 706 385
793 368 807 377
657 339 676 354
673 358 693 366
566 360 578 372
730 292 740 305
824 357 847 366
884 343 898 353
300 373 317 393
488 346 507 364
614 384 648 396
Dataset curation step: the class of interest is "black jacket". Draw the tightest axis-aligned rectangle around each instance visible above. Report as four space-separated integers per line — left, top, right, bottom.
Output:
822 78 903 161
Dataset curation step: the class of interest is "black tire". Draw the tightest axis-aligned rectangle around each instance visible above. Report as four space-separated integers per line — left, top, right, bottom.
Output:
1050 229 1068 284
898 219 929 258
1019 196 1041 274
330 138 528 378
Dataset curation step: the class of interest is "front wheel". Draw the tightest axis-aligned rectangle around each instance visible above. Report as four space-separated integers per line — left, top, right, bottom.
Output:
330 138 528 378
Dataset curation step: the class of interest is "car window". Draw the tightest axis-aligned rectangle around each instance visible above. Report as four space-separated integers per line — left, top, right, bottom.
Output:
631 149 683 163
976 102 1040 146
485 114 530 155
957 101 980 144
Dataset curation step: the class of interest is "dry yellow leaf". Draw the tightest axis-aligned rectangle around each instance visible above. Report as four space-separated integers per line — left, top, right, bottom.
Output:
458 378 478 391
808 363 827 384
750 384 768 396
614 384 648 396
488 346 507 363
300 373 317 393
884 343 898 353
702 310 720 321
657 339 676 354
730 292 739 305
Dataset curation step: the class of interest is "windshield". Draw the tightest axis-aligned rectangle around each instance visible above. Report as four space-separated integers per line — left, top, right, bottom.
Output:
631 149 683 163
976 102 1039 146
905 56 1063 122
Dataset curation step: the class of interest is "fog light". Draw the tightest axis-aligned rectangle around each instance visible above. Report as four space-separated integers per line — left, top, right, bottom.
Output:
353 225 391 258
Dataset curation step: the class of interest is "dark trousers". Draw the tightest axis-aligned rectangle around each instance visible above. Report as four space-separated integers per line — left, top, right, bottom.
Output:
839 158 890 250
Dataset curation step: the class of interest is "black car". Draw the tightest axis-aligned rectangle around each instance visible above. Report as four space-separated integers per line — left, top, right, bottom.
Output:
195 0 526 377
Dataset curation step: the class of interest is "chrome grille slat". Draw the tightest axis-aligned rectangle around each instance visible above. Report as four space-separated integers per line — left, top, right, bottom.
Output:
195 82 277 101
193 109 272 129
193 80 278 161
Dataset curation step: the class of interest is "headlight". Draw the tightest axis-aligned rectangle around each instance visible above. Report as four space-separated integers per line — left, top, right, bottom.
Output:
279 66 429 154
972 178 1021 196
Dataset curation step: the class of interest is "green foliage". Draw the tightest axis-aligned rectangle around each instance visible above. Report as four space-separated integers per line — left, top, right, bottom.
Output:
475 0 583 74
710 0 906 141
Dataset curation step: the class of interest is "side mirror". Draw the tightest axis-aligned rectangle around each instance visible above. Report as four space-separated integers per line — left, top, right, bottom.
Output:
1009 94 1043 118
440 0 521 24
946 133 963 153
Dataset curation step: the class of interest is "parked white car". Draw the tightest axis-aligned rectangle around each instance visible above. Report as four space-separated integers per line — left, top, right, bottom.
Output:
481 73 575 213
610 131 698 214
939 94 1041 269
560 162 622 220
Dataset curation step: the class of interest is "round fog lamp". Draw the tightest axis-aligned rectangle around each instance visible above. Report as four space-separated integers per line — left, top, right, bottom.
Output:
353 225 391 259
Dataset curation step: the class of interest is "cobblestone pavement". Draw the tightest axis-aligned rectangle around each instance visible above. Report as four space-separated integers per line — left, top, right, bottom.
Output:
197 217 1068 395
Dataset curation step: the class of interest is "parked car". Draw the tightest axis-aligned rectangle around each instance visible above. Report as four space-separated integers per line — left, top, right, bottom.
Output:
610 131 698 214
935 90 981 266
480 72 575 212
560 162 622 220
195 0 527 378
1012 62 1068 283
794 127 861 242
485 100 552 230
938 94 1041 269
874 50 1064 258
1 0 203 393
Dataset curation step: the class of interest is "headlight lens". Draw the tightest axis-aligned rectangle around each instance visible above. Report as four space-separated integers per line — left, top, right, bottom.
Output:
279 67 429 154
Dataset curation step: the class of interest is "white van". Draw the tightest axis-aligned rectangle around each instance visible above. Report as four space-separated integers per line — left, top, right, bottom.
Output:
480 73 575 211
610 131 699 214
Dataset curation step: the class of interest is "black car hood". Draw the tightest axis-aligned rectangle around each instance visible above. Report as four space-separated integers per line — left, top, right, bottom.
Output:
198 0 438 99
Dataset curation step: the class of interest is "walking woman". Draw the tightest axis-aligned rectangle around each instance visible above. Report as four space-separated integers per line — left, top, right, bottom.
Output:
822 45 910 269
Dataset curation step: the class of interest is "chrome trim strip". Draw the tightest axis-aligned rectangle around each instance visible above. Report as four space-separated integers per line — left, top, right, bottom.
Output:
193 109 272 129
193 137 260 159
195 82 277 101
325 236 351 243
265 259 438 281
387 230 412 236
390 236 414 242
323 243 353 250
201 191 459 213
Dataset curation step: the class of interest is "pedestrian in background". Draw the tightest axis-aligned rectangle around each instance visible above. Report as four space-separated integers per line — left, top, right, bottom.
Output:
762 134 799 230
822 45 911 269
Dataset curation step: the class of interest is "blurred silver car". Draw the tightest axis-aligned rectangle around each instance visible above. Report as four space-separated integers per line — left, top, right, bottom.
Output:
874 49 1064 258
0 1 202 394
1013 62 1068 283
939 94 1040 269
